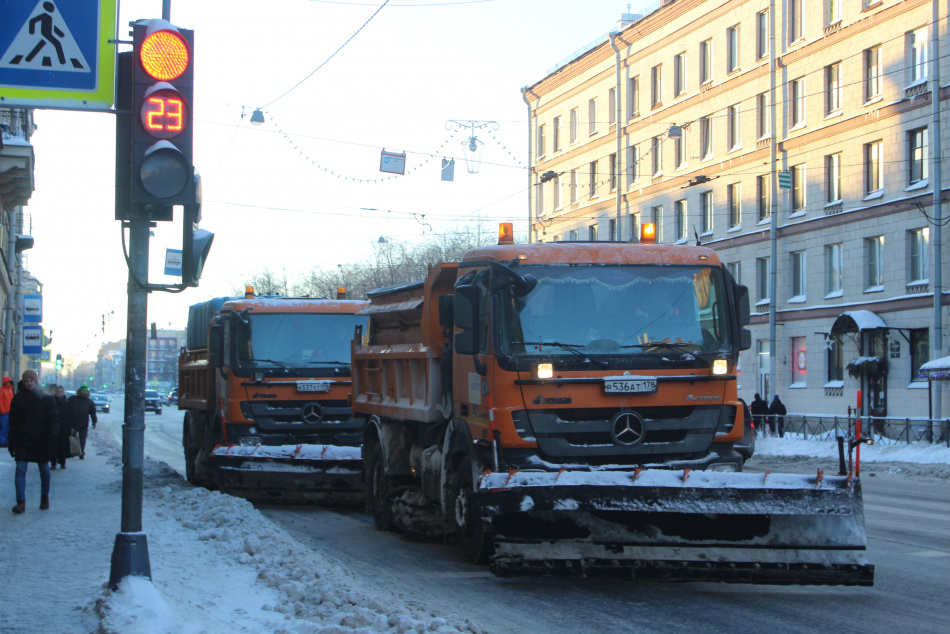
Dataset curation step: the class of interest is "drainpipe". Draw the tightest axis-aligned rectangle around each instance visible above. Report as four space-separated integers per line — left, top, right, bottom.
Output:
521 86 537 244
929 0 943 419
609 32 623 241
768 0 778 399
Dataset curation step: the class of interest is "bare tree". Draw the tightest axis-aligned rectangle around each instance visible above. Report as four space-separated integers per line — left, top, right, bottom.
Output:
234 267 290 296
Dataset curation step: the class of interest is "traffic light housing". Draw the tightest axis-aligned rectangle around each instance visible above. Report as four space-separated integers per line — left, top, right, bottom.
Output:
182 173 214 287
131 20 194 206
55 354 63 371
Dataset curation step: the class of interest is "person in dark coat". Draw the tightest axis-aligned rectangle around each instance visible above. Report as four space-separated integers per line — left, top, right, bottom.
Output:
750 393 769 431
67 385 97 459
51 385 76 469
8 369 59 513
768 394 787 438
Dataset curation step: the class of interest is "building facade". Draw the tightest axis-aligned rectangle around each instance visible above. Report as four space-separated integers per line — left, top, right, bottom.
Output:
523 0 948 418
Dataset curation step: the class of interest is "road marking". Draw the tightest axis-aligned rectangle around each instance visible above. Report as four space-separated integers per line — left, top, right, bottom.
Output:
907 551 950 558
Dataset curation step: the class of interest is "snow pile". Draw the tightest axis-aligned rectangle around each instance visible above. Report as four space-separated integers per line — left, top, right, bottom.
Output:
755 435 950 465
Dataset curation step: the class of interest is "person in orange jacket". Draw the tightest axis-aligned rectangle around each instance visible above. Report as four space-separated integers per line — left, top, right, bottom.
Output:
0 376 13 447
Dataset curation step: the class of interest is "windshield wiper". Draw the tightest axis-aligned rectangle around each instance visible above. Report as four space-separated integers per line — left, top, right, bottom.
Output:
245 358 300 375
512 341 606 367
620 341 698 350
307 360 351 367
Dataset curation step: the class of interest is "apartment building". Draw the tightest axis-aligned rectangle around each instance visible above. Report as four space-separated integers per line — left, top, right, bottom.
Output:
523 0 948 418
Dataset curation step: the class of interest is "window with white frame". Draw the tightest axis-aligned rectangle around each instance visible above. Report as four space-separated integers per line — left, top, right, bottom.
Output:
628 212 640 241
864 46 882 101
825 243 843 295
674 128 686 168
827 0 841 25
651 65 662 107
627 145 639 183
756 10 768 60
727 261 741 284
589 160 598 199
589 224 598 241
552 116 561 152
608 218 616 241
675 199 687 241
727 104 740 149
827 335 843 382
535 182 544 217
909 28 928 83
651 205 663 241
865 140 883 194
651 136 662 175
825 62 841 114
790 250 806 300
826 153 841 202
727 26 739 73
789 78 805 127
609 153 617 191
628 76 640 118
909 227 930 283
728 183 741 227
699 116 712 158
608 88 616 126
536 124 545 157
910 329 930 382
674 52 686 96
699 39 712 83
701 191 714 233
588 98 598 135
757 174 770 220
757 92 769 138
569 108 578 143
569 169 577 203
569 229 578 241
865 236 884 290
909 127 928 185
789 0 803 42
791 164 806 212
552 175 560 210
757 256 771 302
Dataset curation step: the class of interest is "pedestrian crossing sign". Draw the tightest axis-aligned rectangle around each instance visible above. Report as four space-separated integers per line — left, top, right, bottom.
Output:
0 0 116 110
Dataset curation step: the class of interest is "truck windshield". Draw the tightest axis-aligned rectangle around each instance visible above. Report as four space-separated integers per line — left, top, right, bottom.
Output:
499 264 733 358
232 313 367 372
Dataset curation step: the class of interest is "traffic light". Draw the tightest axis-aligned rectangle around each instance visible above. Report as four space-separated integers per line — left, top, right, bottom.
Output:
182 173 214 287
55 354 63 371
131 19 194 206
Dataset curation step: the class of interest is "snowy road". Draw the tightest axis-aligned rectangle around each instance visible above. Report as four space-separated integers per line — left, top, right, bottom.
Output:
118 401 950 633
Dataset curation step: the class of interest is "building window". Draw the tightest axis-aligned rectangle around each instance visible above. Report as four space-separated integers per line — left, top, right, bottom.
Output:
699 39 712 84
700 191 714 233
589 160 598 199
757 257 771 302
910 329 930 382
909 227 930 283
789 78 805 127
535 182 544 216
825 63 841 114
651 65 662 107
609 152 617 191
865 140 883 194
727 261 741 284
699 116 712 158
791 336 807 385
864 46 882 101
826 153 841 202
675 199 687 241
552 175 560 210
756 92 769 138
674 128 686 168
608 88 616 126
628 212 640 241
910 28 928 83
827 336 843 382
789 0 803 42
651 136 662 175
651 205 663 242
791 164 806 212
674 52 686 96
589 224 598 241
588 98 598 135
909 127 928 185
827 0 841 24
608 218 616 241
866 236 884 290
569 108 578 143
727 26 739 73
825 243 843 295
552 116 561 152
727 105 740 149
790 251 806 299
569 169 577 204
627 144 639 182
757 174 770 220
756 10 768 60
536 124 545 157
569 229 578 241
728 183 741 227
628 76 640 118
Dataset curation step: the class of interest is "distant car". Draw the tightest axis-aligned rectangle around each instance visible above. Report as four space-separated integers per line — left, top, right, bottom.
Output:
166 389 178 405
90 393 111 414
144 390 163 414
735 399 756 462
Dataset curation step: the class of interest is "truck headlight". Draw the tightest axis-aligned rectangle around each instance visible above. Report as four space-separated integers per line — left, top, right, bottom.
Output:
712 359 728 375
534 363 553 379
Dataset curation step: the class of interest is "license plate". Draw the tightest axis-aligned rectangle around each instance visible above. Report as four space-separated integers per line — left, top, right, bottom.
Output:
296 381 331 393
604 378 657 394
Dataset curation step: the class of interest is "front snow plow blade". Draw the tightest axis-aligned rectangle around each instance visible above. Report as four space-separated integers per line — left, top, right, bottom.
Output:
478 470 873 586
211 444 363 504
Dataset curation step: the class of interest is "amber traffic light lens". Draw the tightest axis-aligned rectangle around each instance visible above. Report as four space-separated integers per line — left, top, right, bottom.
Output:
140 30 190 81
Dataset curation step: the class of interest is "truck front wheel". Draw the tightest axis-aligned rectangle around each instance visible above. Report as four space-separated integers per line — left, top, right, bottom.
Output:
454 455 492 564
367 443 395 532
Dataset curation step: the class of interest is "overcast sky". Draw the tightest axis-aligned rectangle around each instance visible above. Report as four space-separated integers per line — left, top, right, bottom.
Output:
23 0 633 361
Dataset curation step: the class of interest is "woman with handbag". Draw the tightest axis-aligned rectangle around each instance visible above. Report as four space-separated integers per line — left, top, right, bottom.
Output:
51 386 76 469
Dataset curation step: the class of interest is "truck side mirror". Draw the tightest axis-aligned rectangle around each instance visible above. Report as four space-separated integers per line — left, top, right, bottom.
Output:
453 285 478 356
208 323 224 368
734 284 750 326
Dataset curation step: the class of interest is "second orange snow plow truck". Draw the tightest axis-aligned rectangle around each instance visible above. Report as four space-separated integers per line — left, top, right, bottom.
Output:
179 290 368 502
352 226 873 585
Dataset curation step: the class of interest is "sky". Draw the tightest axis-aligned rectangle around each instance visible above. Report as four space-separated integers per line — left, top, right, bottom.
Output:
21 0 636 362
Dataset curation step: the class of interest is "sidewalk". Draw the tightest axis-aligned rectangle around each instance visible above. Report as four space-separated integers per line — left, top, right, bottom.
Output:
0 433 120 633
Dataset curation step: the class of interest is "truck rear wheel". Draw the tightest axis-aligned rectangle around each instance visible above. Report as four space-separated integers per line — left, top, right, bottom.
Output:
183 417 199 485
367 443 395 532
455 455 492 564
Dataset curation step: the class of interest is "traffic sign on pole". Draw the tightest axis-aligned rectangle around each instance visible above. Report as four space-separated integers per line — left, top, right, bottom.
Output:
778 171 792 189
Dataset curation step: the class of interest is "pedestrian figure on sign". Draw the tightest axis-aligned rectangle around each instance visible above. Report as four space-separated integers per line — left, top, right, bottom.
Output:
769 394 787 438
8 369 59 513
27 2 66 66
0 376 13 446
750 393 768 433
67 385 97 459
51 385 76 469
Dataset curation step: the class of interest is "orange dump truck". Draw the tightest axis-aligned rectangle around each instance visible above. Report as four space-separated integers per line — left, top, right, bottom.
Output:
352 230 873 585
178 290 368 502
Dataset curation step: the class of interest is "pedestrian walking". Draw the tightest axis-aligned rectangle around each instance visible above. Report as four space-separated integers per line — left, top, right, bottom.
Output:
51 385 76 469
8 369 59 513
750 393 768 432
67 385 97 459
0 375 13 446
768 394 787 438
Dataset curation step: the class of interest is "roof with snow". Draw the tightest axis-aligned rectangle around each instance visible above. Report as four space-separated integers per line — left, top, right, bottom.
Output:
831 310 888 334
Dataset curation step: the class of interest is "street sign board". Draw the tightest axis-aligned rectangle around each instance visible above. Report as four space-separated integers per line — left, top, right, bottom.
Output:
164 248 183 276
22 324 43 355
0 0 117 110
778 170 792 189
23 293 42 323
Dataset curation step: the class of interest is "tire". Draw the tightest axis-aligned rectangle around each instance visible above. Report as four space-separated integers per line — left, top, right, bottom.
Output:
183 418 198 485
454 455 492 564
367 442 395 532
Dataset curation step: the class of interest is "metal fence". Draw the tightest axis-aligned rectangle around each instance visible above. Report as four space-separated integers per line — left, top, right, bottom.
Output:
752 414 950 447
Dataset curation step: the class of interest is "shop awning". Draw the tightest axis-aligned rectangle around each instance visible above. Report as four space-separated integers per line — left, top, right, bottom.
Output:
919 355 950 381
830 310 888 335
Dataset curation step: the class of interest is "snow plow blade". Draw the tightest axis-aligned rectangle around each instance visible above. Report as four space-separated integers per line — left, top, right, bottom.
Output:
478 469 873 586
211 444 363 504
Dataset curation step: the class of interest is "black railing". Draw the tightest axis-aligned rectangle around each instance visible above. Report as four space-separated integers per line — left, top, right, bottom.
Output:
751 414 950 447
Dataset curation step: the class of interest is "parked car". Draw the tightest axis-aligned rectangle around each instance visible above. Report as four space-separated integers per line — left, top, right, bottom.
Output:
144 390 163 414
90 393 111 414
166 389 178 405
735 398 756 462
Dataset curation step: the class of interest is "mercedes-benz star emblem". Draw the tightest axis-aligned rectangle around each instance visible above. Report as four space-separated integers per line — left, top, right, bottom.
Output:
610 411 645 446
301 402 324 424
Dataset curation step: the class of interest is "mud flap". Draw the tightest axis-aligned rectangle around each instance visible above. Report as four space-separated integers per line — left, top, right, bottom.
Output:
478 470 873 586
